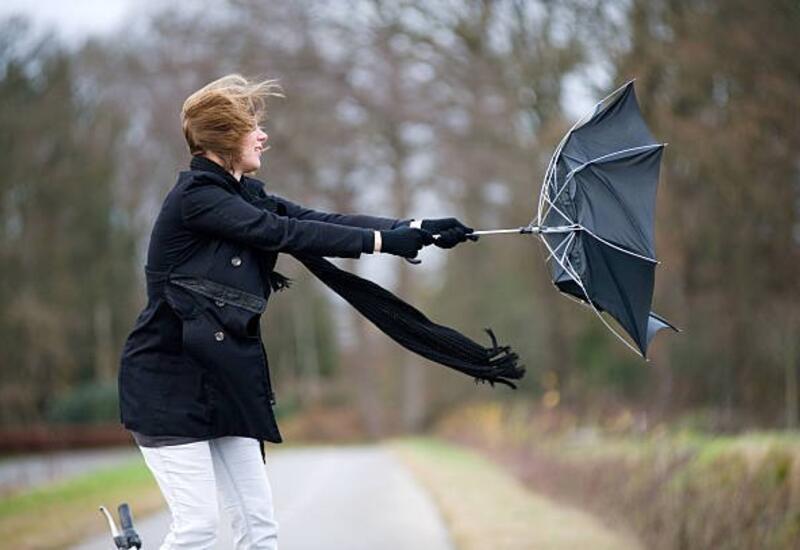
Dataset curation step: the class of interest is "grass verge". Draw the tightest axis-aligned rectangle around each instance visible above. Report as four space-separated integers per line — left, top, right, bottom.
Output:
436 401 800 550
389 436 641 550
0 456 163 549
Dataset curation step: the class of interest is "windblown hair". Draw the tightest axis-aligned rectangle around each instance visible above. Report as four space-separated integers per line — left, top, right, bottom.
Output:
180 74 284 170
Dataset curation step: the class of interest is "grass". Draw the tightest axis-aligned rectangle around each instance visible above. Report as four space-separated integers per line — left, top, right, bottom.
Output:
0 456 164 549
535 428 800 471
389 436 642 550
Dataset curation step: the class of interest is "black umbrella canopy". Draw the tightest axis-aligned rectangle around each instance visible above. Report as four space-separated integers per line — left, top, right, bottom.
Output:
537 81 678 358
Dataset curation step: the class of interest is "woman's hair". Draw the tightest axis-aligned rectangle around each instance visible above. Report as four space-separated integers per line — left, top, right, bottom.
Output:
181 74 284 170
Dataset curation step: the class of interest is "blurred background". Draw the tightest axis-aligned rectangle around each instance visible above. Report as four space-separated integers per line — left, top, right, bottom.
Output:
1 1 799 549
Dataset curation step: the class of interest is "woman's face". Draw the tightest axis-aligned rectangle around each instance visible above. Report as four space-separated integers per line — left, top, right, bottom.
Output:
236 125 269 174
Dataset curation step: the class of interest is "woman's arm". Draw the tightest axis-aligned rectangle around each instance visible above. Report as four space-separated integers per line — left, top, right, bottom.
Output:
271 194 414 231
268 195 477 250
180 175 374 258
269 196 474 249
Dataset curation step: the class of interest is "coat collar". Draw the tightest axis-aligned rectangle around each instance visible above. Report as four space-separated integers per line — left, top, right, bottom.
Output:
189 154 242 190
188 154 277 211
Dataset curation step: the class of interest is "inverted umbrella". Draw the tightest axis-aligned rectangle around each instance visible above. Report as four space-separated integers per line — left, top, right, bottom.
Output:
471 81 678 358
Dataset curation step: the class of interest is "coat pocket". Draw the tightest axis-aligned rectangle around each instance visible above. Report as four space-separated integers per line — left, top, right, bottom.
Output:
165 274 271 415
178 294 261 347
168 274 266 341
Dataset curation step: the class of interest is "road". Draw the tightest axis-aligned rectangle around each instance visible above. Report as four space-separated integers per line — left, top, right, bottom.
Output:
71 445 454 550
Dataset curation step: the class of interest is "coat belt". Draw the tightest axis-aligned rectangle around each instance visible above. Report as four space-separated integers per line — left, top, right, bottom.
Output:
145 266 267 314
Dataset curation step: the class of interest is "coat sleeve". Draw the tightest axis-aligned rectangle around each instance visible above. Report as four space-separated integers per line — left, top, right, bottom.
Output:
272 194 412 231
180 176 373 258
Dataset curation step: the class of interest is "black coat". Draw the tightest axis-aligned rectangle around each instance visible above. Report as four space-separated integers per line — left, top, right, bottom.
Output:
118 155 409 449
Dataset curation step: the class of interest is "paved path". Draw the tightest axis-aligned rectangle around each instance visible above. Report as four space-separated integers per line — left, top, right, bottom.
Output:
71 445 454 550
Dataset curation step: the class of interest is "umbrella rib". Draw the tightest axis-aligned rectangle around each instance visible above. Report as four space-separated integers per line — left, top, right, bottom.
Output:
538 120 584 223
539 163 578 227
542 198 658 264
540 193 575 226
540 235 582 288
580 226 659 264
539 231 576 276
543 229 576 263
558 232 577 265
543 183 658 264
568 143 665 179
538 156 561 224
548 143 665 215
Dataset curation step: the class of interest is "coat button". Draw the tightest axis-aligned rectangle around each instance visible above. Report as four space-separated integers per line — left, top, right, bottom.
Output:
214 331 225 342
230 256 242 267
214 300 225 307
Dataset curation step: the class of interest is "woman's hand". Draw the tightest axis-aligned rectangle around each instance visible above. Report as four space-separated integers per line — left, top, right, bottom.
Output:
379 227 435 258
420 217 479 249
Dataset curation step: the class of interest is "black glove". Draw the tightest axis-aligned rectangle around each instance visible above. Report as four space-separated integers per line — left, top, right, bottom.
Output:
380 227 435 258
421 217 479 249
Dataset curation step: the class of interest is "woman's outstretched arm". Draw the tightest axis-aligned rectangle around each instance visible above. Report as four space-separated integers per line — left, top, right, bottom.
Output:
270 194 414 231
267 194 477 249
181 175 375 258
181 176 433 258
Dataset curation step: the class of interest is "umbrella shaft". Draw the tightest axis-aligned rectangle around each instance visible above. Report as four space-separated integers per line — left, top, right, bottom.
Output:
471 228 530 235
470 225 576 236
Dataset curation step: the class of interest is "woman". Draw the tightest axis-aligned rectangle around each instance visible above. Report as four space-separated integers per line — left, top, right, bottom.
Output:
117 74 475 549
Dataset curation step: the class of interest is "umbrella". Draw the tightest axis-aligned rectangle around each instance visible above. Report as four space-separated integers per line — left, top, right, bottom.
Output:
471 81 678 358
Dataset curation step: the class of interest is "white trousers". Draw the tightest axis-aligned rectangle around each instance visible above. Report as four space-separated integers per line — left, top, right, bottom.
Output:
138 436 279 550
